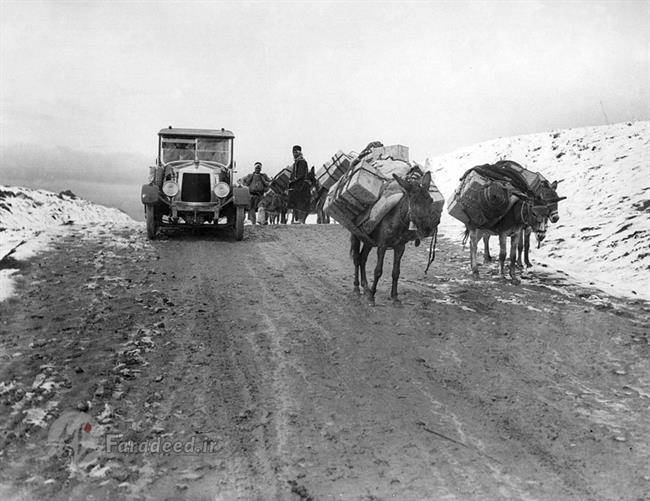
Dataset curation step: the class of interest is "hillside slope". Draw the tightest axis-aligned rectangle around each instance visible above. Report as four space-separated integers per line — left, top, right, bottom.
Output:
0 185 134 300
428 121 649 300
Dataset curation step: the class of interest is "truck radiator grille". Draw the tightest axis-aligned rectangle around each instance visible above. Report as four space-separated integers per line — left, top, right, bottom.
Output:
181 173 211 202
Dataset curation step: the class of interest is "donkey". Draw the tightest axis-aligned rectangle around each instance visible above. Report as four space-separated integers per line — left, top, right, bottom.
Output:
351 171 439 303
481 178 562 266
465 180 564 284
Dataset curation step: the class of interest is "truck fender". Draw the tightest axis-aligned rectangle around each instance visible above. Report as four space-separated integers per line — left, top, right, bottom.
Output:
141 184 160 205
233 186 251 207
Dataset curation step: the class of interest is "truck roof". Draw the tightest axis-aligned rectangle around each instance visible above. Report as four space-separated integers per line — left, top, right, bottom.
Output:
158 127 235 139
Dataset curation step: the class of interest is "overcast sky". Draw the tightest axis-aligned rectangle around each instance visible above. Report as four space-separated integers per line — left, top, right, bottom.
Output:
1 0 648 198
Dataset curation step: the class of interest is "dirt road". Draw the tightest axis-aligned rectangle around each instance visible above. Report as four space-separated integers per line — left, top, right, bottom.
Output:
0 223 648 500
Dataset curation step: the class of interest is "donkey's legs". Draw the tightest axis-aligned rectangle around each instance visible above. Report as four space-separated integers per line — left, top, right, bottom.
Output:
483 235 492 263
524 228 532 267
516 228 524 268
350 234 361 294
368 246 386 301
509 232 521 284
498 233 508 278
469 230 480 278
390 244 406 301
359 243 373 293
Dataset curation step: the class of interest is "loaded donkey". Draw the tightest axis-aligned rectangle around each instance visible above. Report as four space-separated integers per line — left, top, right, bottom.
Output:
459 161 565 284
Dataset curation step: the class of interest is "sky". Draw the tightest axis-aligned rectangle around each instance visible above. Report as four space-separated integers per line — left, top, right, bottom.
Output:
0 0 648 218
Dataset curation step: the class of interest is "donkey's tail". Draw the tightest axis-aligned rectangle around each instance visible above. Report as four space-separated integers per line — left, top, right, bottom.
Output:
461 228 470 247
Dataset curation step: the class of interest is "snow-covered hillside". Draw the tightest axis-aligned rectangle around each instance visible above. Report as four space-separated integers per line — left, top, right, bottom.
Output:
428 121 649 301
0 186 134 301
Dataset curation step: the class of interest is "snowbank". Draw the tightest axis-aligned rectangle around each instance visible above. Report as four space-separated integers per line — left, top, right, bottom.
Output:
427 121 649 300
0 186 134 301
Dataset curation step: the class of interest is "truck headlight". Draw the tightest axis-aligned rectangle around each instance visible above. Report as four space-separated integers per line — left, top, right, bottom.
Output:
214 182 230 198
162 181 179 197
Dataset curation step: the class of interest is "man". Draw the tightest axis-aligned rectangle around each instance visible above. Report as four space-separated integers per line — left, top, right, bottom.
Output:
288 145 310 224
240 162 271 224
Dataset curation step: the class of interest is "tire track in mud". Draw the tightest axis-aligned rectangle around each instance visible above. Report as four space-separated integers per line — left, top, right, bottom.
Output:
256 228 639 500
246 233 558 500
139 239 291 500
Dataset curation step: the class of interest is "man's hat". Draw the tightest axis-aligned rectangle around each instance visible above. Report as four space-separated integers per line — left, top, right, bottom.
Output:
292 145 302 152
254 162 262 167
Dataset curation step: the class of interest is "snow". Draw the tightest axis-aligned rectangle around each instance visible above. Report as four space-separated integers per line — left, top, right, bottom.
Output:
426 121 650 301
0 185 134 302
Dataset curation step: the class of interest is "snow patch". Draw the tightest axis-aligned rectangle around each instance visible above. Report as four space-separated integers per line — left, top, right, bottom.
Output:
0 185 134 302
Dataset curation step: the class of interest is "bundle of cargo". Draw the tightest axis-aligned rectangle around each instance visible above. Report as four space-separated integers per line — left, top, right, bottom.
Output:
324 144 444 241
367 144 409 162
315 151 354 191
323 160 385 232
447 160 547 227
269 166 292 194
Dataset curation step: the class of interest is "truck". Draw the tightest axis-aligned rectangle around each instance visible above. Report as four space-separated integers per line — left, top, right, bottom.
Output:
140 127 250 240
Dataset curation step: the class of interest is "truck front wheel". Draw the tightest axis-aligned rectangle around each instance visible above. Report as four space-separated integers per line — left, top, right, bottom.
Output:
234 206 244 241
145 205 159 240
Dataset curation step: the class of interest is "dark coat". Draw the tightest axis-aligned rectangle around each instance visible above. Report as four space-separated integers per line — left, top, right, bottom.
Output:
288 155 310 211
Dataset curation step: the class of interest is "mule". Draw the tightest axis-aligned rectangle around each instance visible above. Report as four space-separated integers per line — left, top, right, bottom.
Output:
465 180 564 284
351 171 439 303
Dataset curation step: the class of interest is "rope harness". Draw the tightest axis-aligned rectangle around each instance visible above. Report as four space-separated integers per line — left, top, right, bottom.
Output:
402 184 439 275
425 228 438 274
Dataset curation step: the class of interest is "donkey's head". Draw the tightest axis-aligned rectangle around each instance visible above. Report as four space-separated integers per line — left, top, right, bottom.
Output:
536 179 565 223
394 171 439 239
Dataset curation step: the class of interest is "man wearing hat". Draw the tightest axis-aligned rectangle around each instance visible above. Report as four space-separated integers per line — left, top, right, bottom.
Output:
240 162 271 224
288 145 310 224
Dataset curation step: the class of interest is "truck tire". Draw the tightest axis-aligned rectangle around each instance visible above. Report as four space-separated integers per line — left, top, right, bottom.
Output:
234 206 244 241
145 205 158 240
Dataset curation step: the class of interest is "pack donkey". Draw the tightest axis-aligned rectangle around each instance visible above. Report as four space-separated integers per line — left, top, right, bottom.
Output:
465 179 564 284
351 171 439 303
481 180 563 267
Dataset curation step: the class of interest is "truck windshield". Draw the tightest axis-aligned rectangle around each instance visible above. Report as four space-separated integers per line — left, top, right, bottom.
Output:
161 137 232 165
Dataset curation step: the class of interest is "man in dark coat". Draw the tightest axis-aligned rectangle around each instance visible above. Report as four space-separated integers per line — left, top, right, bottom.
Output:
288 145 310 224
241 162 271 224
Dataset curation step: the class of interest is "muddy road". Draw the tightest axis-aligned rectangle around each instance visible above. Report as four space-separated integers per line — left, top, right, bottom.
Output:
0 223 649 500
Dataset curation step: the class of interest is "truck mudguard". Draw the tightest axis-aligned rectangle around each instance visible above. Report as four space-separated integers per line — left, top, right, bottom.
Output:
141 184 160 205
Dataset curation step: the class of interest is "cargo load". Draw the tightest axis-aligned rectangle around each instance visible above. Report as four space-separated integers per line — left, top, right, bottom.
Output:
269 166 292 194
323 161 385 228
316 151 353 191
369 144 409 162
447 160 545 227
324 149 444 240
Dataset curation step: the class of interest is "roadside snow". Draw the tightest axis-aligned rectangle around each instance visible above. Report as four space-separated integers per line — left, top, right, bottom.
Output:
0 186 134 302
426 121 649 301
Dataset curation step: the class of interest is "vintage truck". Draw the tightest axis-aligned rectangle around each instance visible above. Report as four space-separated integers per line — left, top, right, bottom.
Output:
141 127 250 240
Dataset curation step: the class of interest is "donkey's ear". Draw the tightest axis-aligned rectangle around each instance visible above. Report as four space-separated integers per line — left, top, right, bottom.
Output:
421 171 432 190
393 174 409 191
551 180 557 189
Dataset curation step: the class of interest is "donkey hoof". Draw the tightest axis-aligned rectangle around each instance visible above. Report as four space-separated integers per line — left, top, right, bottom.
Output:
525 262 532 268
471 270 480 280
484 256 492 264
352 287 361 296
511 277 521 285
